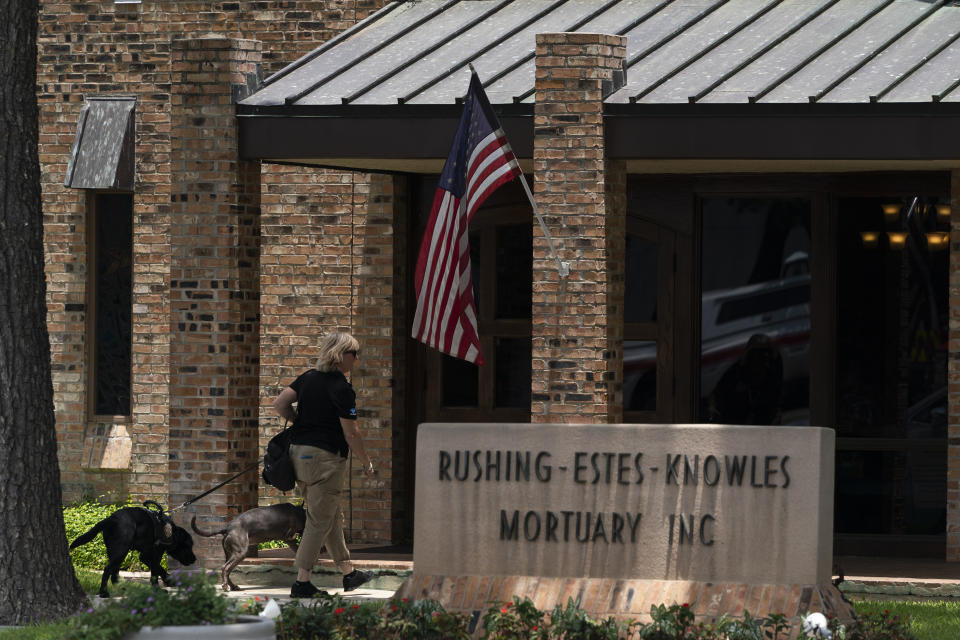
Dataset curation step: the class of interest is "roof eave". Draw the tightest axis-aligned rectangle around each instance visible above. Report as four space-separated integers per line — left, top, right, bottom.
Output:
238 102 960 168
605 101 960 161
237 103 535 165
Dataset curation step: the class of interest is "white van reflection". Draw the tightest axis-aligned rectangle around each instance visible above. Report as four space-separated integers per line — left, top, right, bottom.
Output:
624 252 811 422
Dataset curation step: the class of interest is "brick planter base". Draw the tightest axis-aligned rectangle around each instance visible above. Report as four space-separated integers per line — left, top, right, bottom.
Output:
395 574 855 637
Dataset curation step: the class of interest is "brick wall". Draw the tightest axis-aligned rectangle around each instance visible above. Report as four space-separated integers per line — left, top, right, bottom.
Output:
530 33 626 424
258 168 397 545
949 168 960 561
39 1 178 502
37 1 388 522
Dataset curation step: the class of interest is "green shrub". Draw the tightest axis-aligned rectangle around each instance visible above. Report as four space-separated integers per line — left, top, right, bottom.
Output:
64 570 237 640
275 594 471 640
278 596 338 639
258 536 300 551
5 595 942 640
381 597 471 640
481 597 547 639
549 597 622 640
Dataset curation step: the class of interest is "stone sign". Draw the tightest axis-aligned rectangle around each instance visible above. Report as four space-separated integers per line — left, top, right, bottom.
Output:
413 423 834 586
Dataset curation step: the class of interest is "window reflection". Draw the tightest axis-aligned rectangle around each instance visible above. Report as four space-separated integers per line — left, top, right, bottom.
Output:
623 340 656 411
699 198 811 425
834 196 947 539
836 198 948 439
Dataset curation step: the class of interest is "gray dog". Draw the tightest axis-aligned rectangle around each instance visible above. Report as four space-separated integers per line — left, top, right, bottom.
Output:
191 502 306 591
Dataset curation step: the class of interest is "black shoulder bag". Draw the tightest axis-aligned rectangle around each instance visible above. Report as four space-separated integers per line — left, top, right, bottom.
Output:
262 420 296 492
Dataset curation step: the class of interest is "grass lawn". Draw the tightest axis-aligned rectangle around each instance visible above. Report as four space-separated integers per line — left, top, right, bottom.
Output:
852 599 960 640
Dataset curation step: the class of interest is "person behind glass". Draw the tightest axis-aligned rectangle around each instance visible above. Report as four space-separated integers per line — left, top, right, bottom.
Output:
707 333 783 425
273 331 376 598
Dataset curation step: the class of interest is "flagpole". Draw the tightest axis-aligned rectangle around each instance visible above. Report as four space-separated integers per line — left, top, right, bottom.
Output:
518 173 570 278
468 64 569 279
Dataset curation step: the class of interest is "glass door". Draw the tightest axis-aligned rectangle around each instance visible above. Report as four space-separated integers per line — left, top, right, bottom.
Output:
834 196 948 556
697 197 813 426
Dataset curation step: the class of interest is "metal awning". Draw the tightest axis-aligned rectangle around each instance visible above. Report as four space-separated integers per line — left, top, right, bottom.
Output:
65 97 136 190
238 0 960 172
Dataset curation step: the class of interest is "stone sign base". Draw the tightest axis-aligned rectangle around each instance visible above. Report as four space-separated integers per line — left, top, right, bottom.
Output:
395 574 855 637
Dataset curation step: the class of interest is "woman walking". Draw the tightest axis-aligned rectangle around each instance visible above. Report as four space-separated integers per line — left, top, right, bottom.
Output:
273 331 376 597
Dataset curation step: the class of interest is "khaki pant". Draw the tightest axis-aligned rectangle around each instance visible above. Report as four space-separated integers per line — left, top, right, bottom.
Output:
290 444 351 572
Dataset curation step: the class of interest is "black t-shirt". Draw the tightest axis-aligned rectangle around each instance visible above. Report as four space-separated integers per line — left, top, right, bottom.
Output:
288 369 356 457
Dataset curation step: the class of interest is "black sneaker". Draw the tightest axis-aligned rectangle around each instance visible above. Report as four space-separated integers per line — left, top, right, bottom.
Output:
342 569 374 592
290 580 321 598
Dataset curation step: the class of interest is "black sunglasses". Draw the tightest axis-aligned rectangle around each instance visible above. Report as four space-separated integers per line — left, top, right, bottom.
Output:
344 350 360 358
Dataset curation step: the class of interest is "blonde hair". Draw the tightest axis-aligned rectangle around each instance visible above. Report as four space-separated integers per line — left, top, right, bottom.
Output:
315 331 360 372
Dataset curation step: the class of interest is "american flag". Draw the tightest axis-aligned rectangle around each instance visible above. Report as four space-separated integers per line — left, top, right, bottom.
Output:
412 72 521 365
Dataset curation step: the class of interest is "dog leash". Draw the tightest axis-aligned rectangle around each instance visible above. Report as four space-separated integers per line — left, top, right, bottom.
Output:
167 462 260 514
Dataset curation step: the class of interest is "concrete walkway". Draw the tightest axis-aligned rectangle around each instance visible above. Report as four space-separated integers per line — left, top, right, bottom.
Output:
115 548 960 604
229 548 960 601
835 556 960 600
221 584 396 605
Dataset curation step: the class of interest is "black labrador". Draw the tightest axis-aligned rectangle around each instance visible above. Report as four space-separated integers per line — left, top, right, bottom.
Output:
70 501 197 597
191 502 305 591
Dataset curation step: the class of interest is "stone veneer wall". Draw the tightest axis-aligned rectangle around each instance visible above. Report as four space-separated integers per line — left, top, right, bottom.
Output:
530 33 626 425
37 1 393 546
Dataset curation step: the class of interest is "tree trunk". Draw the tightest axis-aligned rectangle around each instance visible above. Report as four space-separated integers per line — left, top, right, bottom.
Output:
0 0 87 624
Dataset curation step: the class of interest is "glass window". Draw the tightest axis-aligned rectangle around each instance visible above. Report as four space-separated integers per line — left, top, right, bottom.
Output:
442 355 479 407
835 198 948 439
92 193 133 416
421 176 532 418
836 449 946 535
495 225 532 319
699 197 811 425
834 196 947 538
495 337 531 408
623 340 656 411
625 234 658 324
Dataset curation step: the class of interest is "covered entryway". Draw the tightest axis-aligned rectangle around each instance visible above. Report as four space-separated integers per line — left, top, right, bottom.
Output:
238 0 960 557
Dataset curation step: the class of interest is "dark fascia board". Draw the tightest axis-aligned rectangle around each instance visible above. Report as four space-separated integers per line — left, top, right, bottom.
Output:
238 102 960 163
237 103 534 161
605 102 960 161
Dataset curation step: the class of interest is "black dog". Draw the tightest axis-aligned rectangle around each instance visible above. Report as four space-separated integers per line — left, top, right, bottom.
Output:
70 501 197 597
191 503 305 591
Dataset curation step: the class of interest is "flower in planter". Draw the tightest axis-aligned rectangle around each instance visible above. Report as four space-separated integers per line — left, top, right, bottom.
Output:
64 569 245 640
482 597 548 640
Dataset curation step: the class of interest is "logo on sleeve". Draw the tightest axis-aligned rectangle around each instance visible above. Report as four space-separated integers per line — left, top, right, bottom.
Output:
349 407 357 418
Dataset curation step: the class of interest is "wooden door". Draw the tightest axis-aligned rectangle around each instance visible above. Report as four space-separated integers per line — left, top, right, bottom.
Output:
623 218 679 423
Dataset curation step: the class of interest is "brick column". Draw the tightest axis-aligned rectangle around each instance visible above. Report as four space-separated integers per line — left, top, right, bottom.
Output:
531 33 627 424
169 37 262 565
350 173 397 544
949 168 960 561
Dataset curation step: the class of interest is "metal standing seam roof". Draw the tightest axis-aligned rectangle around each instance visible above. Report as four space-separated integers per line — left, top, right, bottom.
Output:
241 0 960 108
